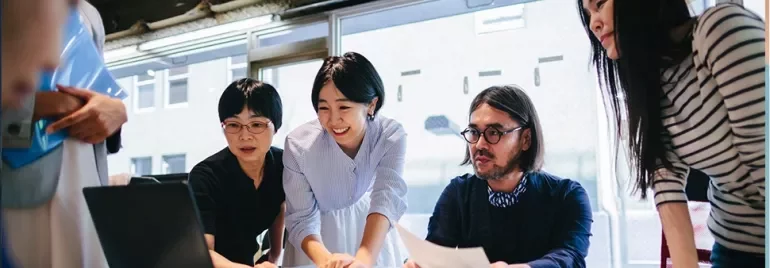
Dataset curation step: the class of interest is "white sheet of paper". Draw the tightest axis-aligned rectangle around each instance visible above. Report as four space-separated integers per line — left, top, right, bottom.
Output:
396 224 490 268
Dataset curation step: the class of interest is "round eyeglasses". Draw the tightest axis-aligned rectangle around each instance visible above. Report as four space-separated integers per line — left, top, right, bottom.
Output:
460 126 524 144
222 121 270 134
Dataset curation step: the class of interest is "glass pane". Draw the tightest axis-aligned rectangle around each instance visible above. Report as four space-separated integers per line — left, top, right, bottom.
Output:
137 84 154 109
231 54 247 65
168 79 188 104
743 0 765 20
108 44 243 191
131 157 152 176
169 65 188 76
255 22 328 48
138 72 155 82
231 67 247 81
341 0 607 266
260 59 324 149
163 154 186 174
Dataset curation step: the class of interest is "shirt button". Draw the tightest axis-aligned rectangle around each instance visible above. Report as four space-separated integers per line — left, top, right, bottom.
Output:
7 123 21 136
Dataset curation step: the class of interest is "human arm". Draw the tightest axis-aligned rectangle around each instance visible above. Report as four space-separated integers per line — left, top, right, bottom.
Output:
525 183 592 268
2 91 82 148
357 133 409 265
652 130 698 267
282 138 330 266
188 165 250 268
267 202 286 263
203 235 252 268
695 3 765 189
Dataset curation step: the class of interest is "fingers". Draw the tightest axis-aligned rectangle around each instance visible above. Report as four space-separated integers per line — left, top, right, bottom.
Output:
47 107 91 134
70 123 108 144
490 261 508 268
336 259 353 268
56 84 95 99
403 260 420 268
254 262 277 268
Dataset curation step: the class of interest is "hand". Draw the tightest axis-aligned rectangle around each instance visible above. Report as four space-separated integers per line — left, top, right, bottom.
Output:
490 262 509 268
33 91 84 121
345 259 369 268
47 85 127 144
491 262 530 268
253 261 278 268
267 252 281 265
321 253 355 268
402 259 421 268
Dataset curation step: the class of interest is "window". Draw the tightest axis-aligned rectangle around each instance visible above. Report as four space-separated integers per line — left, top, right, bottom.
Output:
134 72 156 111
166 65 189 107
162 154 186 174
130 157 152 176
260 60 325 149
741 0 765 20
340 0 606 265
228 54 248 82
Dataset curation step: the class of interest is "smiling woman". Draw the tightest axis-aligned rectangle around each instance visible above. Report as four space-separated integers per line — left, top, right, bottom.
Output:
282 52 409 268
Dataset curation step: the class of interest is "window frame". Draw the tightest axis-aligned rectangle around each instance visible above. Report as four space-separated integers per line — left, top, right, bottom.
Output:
164 66 190 109
133 74 156 113
228 54 249 82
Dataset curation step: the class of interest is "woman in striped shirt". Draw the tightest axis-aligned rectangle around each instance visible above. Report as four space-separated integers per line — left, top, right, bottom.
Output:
578 0 765 267
282 52 409 268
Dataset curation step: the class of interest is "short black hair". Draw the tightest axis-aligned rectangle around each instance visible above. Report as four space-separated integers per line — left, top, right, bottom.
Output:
311 52 385 115
461 85 544 172
218 78 283 131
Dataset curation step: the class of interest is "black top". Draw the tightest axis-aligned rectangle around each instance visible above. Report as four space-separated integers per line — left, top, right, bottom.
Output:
188 147 285 265
426 171 593 268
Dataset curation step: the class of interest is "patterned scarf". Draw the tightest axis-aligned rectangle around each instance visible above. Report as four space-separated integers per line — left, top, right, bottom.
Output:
487 175 528 208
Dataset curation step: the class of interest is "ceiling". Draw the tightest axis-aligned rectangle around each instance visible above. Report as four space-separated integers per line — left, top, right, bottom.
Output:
88 0 322 35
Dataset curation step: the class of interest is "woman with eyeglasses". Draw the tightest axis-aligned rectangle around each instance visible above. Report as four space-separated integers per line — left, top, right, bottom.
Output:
281 52 409 268
578 0 765 267
188 78 285 268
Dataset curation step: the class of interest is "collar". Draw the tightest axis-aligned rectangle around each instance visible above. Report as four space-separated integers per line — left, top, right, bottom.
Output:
487 175 528 208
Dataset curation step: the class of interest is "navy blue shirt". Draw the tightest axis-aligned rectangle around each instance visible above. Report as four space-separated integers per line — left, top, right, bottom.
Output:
426 171 592 268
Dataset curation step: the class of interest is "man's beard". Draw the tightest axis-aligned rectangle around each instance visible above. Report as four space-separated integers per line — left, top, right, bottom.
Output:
473 149 520 180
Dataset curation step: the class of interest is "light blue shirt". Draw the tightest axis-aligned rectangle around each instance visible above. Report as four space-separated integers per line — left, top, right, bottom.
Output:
283 115 409 248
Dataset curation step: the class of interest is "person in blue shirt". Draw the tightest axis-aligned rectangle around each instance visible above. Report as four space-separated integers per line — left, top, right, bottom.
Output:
405 85 592 268
282 52 409 268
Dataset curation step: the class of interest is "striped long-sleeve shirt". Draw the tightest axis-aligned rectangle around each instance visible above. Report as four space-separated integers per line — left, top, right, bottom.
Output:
653 3 765 254
282 115 409 249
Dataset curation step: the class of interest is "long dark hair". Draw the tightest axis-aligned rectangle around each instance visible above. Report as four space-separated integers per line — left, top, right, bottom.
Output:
576 0 692 198
461 85 545 172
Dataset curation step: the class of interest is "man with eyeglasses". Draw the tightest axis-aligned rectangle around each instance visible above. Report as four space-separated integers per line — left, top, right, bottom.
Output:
404 85 592 268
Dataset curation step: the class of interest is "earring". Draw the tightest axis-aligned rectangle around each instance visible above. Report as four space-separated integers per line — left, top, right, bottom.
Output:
367 113 375 121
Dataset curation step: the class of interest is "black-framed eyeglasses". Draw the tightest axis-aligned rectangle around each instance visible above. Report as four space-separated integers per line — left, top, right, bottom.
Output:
460 126 524 144
222 121 271 134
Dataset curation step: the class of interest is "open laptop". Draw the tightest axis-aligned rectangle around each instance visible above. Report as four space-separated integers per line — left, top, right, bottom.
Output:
83 181 214 268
